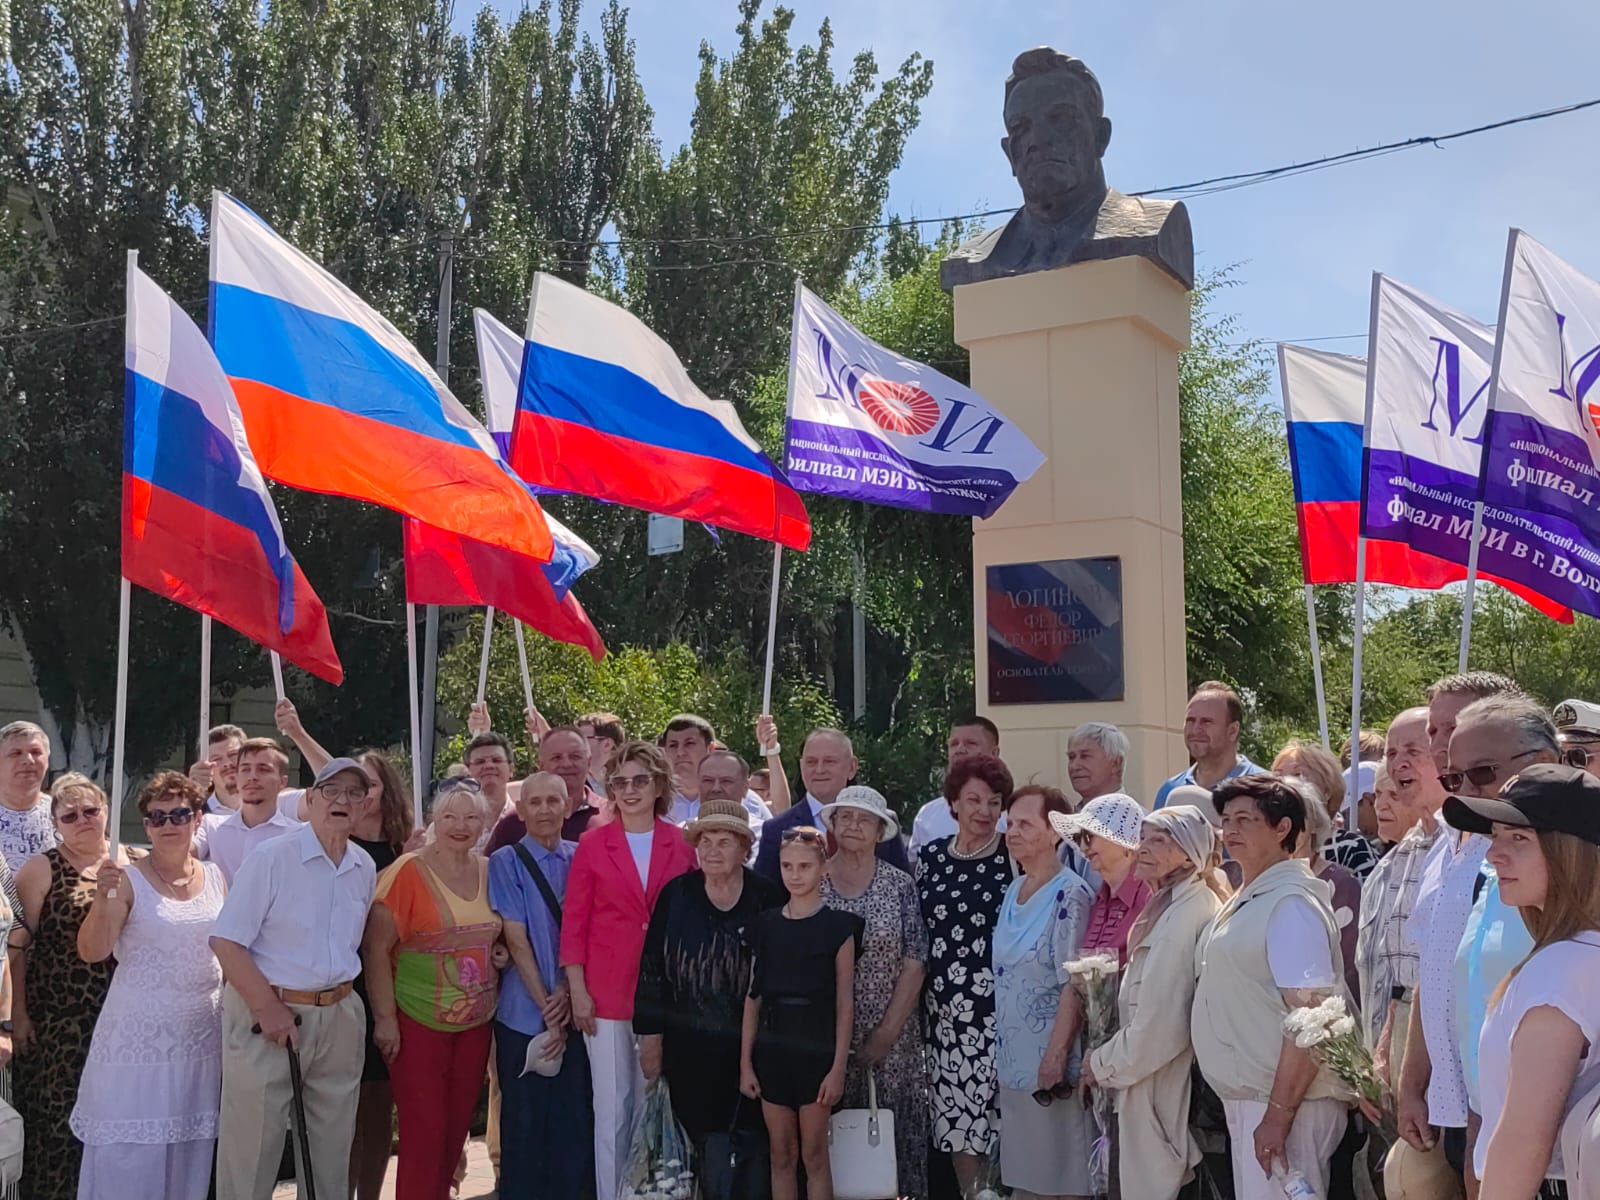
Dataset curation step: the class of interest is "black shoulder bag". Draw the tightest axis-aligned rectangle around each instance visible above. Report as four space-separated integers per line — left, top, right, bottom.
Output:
513 843 563 927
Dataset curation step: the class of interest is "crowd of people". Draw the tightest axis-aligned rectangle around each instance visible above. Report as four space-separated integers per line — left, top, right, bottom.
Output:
0 667 1594 1200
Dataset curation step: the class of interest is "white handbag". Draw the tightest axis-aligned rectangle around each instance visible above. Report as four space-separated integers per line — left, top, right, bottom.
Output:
829 1070 897 1200
0 1091 22 1186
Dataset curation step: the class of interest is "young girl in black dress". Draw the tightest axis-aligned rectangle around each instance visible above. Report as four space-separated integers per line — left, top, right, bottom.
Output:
740 827 861 1200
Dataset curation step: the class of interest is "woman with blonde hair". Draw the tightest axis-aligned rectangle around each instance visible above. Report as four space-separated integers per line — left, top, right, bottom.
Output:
1082 805 1229 1199
561 741 696 1200
364 777 503 1200
1444 764 1600 1199
1273 740 1378 879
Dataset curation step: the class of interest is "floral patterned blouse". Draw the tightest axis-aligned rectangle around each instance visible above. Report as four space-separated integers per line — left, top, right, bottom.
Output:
992 866 1093 1091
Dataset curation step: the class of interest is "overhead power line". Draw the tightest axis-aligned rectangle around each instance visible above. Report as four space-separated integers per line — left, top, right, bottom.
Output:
2 94 1595 345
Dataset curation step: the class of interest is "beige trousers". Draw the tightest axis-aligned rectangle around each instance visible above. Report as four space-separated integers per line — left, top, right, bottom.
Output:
217 986 365 1200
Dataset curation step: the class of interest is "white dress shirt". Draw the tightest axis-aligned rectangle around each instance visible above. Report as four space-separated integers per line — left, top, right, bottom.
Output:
1405 830 1489 1128
201 806 302 884
211 822 376 990
667 790 772 836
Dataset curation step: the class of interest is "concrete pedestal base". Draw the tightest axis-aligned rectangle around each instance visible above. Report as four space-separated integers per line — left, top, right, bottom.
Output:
954 256 1191 803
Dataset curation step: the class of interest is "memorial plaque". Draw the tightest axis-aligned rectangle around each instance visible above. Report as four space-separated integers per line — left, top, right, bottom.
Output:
986 557 1124 704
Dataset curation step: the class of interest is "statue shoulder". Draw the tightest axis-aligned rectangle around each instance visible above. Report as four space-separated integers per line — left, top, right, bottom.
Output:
1095 190 1193 289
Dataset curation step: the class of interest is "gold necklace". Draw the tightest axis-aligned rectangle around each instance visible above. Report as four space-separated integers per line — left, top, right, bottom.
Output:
152 856 197 893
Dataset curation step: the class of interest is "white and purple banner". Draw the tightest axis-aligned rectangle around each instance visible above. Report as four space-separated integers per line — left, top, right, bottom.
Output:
1477 231 1600 611
784 283 1044 517
1362 273 1584 617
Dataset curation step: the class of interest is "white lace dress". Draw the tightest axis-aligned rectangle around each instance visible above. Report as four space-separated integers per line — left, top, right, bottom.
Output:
70 862 225 1200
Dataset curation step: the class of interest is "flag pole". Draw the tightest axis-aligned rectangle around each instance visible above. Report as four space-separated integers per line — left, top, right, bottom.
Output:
269 651 285 702
1304 585 1330 750
108 577 131 862
1349 540 1368 815
199 615 212 755
406 602 424 829
761 544 782 723
1347 272 1381 817
761 276 805 745
475 606 497 706
1460 228 1522 672
513 620 534 718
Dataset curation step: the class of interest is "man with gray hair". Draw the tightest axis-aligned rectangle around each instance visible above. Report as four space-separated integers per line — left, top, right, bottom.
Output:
0 721 56 871
1066 721 1128 804
1398 693 1557 1192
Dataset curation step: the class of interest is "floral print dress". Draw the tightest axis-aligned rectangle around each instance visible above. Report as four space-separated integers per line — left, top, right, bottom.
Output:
916 835 1012 1156
822 861 931 1199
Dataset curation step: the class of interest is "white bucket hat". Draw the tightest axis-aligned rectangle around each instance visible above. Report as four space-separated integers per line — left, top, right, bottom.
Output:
1049 793 1145 850
819 785 901 842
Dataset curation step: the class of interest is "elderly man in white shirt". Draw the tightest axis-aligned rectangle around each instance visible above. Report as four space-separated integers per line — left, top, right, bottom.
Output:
200 738 304 884
210 757 378 1200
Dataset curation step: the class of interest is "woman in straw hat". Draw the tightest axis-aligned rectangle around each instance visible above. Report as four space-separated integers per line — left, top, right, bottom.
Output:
1080 805 1231 1200
634 797 784 1200
820 785 930 1200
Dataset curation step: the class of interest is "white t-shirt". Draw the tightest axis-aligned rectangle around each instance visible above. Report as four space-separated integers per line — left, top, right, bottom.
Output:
1267 894 1339 990
1475 932 1600 1180
625 830 653 887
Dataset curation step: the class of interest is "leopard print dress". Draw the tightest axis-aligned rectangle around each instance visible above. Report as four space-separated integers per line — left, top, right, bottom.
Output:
16 849 116 1200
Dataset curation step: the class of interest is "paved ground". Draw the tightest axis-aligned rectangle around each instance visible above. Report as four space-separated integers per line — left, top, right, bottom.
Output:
272 1135 496 1199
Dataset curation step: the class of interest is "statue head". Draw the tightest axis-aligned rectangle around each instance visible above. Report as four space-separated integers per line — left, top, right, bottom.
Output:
1001 49 1112 224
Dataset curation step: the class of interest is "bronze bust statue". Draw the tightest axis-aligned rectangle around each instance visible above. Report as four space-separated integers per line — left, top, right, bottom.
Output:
941 48 1193 291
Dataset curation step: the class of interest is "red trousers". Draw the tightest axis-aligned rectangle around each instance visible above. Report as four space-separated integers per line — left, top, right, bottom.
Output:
389 1011 493 1200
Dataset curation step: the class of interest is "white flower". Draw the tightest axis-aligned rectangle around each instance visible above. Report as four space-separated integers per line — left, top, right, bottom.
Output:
1330 1015 1356 1037
1316 995 1347 1020
1294 1026 1332 1050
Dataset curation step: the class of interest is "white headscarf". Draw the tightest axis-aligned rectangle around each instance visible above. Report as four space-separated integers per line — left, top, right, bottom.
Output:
1141 804 1217 877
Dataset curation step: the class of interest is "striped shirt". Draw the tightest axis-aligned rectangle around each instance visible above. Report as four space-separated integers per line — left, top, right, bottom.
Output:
1355 821 1440 1047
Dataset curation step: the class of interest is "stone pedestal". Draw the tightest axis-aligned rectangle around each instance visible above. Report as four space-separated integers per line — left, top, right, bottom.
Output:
953 255 1191 804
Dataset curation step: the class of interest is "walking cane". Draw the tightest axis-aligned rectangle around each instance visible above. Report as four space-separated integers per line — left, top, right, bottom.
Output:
255 1015 317 1200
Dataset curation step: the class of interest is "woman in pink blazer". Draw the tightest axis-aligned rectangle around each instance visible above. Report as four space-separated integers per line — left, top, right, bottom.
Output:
561 740 696 1200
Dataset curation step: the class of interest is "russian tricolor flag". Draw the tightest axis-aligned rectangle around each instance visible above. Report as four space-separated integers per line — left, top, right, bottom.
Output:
401 309 606 660
124 260 342 683
208 192 553 564
1280 342 1570 619
510 272 811 550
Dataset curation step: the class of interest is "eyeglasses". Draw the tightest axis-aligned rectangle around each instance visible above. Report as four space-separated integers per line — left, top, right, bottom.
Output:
1031 1080 1074 1107
782 827 826 845
58 806 102 826
143 808 197 828
318 786 367 804
1439 747 1543 794
610 773 654 792
1564 745 1596 769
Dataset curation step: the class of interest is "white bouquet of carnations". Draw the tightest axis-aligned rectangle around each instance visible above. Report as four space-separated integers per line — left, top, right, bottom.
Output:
1282 994 1398 1142
619 1079 695 1200
1065 952 1122 1195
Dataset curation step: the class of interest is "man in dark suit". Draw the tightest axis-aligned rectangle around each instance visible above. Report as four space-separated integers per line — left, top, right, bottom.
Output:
753 727 911 880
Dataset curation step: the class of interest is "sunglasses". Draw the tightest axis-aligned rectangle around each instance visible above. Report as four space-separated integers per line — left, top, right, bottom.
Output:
1439 748 1543 794
782 827 827 845
143 808 197 828
58 806 102 826
1564 745 1596 769
610 773 654 792
1032 1080 1074 1107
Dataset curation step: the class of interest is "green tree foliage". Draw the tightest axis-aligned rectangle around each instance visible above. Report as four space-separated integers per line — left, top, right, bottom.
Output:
0 0 647 772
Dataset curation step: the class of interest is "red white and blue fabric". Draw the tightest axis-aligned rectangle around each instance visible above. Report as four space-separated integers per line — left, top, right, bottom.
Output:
786 282 1044 517
123 261 343 682
401 309 605 661
509 272 811 550
207 191 553 563
1280 341 1570 620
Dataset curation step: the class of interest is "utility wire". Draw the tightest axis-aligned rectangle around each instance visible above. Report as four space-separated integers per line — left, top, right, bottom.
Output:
2 95 1594 344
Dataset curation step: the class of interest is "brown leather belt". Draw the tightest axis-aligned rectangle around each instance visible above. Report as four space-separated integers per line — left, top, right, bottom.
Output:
272 982 354 1007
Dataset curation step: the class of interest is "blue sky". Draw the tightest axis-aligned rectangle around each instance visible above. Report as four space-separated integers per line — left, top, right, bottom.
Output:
490 0 1600 401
